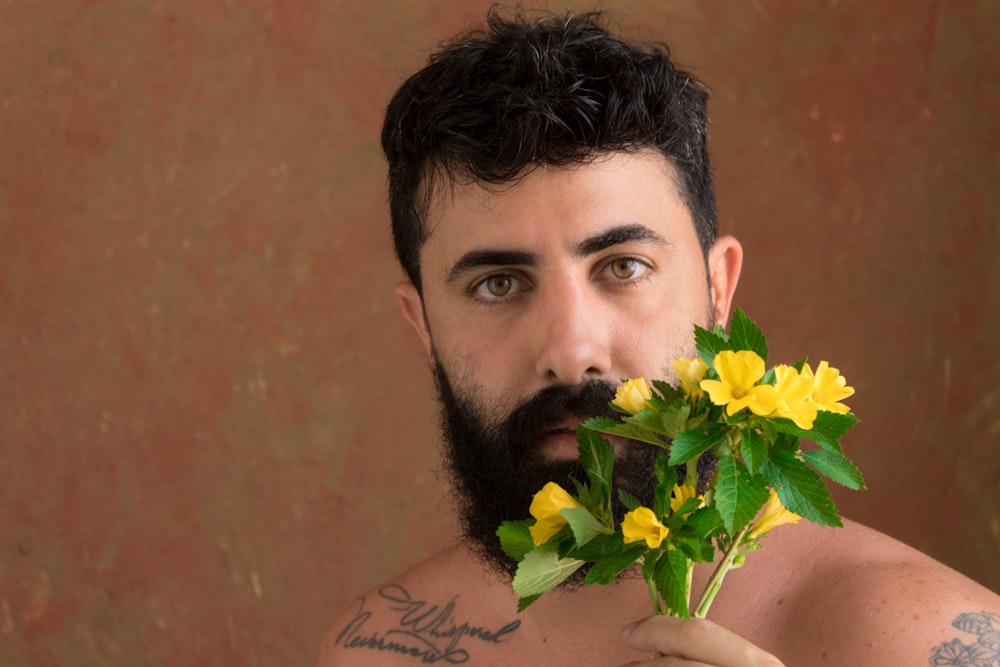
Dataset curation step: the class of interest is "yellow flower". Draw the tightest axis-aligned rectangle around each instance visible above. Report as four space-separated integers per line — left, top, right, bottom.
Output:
669 482 703 517
747 489 802 539
771 364 818 430
622 507 670 548
528 482 582 546
700 350 780 417
672 356 708 400
802 361 854 414
612 378 653 414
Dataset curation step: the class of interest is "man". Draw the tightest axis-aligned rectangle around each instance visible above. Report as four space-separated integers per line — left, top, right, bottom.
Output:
319 9 1000 665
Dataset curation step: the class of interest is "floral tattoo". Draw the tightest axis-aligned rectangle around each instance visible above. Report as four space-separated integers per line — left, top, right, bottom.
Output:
929 612 1000 666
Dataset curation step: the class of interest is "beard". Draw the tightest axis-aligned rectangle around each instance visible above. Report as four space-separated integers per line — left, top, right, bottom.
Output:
433 362 667 581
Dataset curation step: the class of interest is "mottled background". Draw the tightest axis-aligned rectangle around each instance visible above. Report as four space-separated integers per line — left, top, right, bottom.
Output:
1 1 998 665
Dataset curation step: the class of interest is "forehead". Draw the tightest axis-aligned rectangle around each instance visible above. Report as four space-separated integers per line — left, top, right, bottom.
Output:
420 151 698 275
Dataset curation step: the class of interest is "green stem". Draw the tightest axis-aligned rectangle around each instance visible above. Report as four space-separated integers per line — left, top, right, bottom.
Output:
684 557 694 612
645 558 662 616
693 525 751 619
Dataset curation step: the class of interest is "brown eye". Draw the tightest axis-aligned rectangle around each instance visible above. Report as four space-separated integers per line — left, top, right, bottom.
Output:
484 275 513 297
610 258 640 279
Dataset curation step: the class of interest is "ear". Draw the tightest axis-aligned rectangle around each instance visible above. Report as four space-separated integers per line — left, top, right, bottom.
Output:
706 235 743 326
395 280 432 356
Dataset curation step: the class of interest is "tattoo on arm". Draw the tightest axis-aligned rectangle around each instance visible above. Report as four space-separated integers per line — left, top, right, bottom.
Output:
929 612 1000 666
335 584 521 664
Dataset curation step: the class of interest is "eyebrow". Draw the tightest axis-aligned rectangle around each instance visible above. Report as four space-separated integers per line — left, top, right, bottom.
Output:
446 249 537 283
572 224 669 256
445 224 669 284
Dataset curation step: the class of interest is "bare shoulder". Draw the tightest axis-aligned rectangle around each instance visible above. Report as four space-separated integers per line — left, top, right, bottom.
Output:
315 544 525 666
759 518 1000 664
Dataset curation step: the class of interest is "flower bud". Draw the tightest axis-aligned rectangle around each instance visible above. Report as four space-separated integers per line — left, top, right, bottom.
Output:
612 378 653 414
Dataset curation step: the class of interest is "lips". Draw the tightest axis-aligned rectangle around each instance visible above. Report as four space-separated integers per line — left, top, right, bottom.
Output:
538 424 584 460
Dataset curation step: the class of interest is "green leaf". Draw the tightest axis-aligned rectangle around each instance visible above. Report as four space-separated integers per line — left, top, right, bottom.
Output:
673 497 704 518
516 594 542 612
568 532 616 561
762 449 843 527
741 428 768 474
583 417 670 449
654 549 692 618
560 507 609 546
653 452 678 518
713 456 770 534
770 411 859 453
496 520 535 561
577 428 615 499
618 489 642 511
694 323 732 369
585 542 647 585
802 449 867 491
651 379 687 406
728 308 768 361
668 422 729 466
656 404 692 438
681 506 723 541
511 547 585 599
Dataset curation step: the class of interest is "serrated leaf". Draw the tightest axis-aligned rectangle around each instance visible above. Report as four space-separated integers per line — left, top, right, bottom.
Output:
770 411 859 453
618 489 642 511
673 536 705 562
728 308 768 361
583 417 670 449
577 428 614 499
682 506 723 541
741 428 768 474
585 542 647 585
654 451 678 488
673 497 704 518
668 422 729 466
496 520 535 561
694 323 732 369
713 456 770 534
651 379 687 406
516 594 541 612
762 449 842 527
628 407 681 437
802 449 866 491
560 507 609 547
567 532 615 561
653 452 677 518
654 549 691 618
511 547 585 599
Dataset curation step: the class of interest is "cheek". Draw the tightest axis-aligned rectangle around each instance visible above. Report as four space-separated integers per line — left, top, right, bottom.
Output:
433 335 525 411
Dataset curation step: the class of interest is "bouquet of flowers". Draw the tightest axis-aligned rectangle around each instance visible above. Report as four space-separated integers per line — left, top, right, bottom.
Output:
497 309 863 618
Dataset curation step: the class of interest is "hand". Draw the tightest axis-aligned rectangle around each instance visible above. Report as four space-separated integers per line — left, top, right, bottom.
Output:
619 616 785 666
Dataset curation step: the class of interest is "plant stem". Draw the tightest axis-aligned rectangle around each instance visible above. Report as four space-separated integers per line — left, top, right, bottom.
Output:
645 559 662 616
693 525 750 618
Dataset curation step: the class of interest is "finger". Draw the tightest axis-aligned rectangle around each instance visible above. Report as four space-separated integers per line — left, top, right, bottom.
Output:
621 616 785 667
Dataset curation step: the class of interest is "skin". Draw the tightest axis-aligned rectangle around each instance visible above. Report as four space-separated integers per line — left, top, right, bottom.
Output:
317 151 1000 666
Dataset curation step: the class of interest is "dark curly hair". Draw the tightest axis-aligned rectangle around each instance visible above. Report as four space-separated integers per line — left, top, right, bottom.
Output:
382 7 716 292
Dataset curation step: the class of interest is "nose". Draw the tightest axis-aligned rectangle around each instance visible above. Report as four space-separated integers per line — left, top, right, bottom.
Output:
533 281 612 386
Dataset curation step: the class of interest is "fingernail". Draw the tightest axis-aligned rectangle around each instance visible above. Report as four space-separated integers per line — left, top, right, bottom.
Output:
621 621 636 638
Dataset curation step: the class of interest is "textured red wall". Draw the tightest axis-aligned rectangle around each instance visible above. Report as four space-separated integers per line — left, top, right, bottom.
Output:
1 1 997 665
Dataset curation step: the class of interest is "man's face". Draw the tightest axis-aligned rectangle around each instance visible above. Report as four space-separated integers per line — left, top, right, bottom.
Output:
397 150 742 573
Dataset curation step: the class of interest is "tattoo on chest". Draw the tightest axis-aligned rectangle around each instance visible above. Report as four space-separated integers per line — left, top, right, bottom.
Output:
336 584 522 663
929 612 1000 666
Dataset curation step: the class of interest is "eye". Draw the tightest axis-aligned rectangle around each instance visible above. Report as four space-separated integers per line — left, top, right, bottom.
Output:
483 275 513 297
470 272 523 302
607 257 647 280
